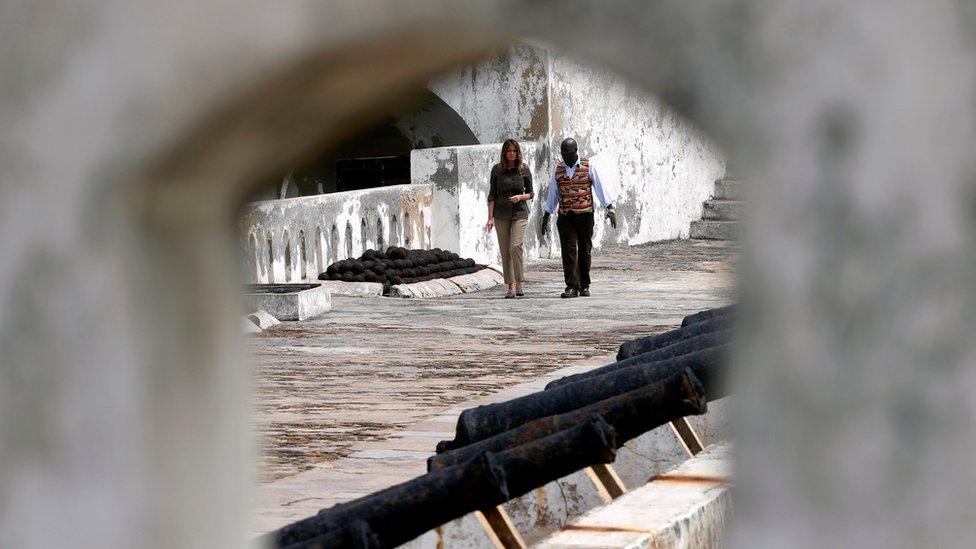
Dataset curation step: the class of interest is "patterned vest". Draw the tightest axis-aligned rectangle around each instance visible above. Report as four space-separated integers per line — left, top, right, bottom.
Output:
555 159 594 214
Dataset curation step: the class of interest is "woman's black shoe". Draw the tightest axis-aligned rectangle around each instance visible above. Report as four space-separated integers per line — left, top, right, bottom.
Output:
560 288 579 298
580 288 590 297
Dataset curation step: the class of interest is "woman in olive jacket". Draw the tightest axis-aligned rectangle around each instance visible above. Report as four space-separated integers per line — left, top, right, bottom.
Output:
485 139 534 298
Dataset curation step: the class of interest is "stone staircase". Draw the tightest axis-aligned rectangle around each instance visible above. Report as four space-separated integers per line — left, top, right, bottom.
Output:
690 178 743 240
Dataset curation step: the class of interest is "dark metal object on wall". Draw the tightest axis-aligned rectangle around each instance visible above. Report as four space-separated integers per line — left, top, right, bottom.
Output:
430 368 704 471
280 520 380 549
268 452 507 548
616 314 730 361
438 346 727 452
547 329 729 390
269 417 618 548
495 414 618 500
681 304 736 327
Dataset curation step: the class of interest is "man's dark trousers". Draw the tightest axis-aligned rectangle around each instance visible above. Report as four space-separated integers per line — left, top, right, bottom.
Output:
556 211 594 290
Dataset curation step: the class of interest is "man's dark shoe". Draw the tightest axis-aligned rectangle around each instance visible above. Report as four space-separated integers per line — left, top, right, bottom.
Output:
515 289 524 297
580 288 590 297
560 288 579 298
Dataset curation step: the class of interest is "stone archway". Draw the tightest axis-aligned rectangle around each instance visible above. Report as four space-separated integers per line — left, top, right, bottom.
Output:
4 2 975 548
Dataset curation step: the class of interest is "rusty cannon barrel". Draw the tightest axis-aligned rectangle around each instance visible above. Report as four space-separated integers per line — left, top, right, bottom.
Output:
431 368 704 472
269 417 617 548
681 304 736 327
616 314 731 361
438 345 728 452
268 452 508 547
493 414 618 500
280 520 379 549
547 329 729 390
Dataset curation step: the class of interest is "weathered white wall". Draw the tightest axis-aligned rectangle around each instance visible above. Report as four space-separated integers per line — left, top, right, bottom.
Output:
240 185 433 283
429 42 550 144
413 142 547 265
548 51 727 248
421 45 726 260
254 43 726 267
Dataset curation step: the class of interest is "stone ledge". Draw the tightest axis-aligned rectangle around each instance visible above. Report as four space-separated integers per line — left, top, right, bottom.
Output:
690 220 739 241
390 277 464 299
450 268 505 294
390 268 503 298
243 284 332 321
313 269 503 299
314 280 384 297
245 310 280 332
535 442 732 549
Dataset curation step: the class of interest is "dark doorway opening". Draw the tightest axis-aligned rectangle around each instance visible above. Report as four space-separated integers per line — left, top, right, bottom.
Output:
268 89 478 199
335 155 410 192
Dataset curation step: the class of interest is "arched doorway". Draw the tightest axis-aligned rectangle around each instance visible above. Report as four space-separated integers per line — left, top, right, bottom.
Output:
18 4 972 549
268 89 480 198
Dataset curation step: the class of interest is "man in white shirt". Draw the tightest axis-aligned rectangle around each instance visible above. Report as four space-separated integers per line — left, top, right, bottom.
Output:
542 138 617 298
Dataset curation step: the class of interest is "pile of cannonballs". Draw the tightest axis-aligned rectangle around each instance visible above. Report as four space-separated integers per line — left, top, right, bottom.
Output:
319 247 484 295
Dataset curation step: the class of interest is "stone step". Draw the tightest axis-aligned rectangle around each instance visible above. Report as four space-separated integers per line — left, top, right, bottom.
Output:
713 179 744 200
703 199 743 221
690 220 739 240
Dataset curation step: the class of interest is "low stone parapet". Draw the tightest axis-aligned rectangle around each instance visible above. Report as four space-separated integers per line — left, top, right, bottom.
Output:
314 280 384 297
243 283 332 321
535 442 732 549
390 268 503 298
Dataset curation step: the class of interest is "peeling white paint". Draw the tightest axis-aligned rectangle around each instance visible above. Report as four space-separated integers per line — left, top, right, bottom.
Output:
245 44 725 274
421 44 725 263
240 185 434 283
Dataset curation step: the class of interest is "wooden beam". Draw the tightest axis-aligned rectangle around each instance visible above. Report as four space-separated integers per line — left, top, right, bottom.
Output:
669 417 705 457
475 506 526 549
586 464 627 500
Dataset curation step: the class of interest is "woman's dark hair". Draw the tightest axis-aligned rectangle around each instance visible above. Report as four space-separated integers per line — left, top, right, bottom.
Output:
499 139 523 169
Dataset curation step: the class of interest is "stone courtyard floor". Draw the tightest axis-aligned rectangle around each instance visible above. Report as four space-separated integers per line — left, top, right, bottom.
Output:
248 238 736 535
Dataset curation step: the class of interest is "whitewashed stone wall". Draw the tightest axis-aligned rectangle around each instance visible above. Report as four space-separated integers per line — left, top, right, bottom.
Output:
548 52 727 246
429 42 550 144
413 143 547 265
240 185 433 283
247 44 725 269
428 44 727 256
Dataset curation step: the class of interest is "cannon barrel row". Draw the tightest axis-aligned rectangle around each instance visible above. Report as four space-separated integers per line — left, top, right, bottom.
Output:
270 416 617 548
498 414 617 500
430 368 704 471
272 305 736 547
616 313 730 361
269 451 506 547
437 345 728 452
547 329 729 390
681 304 735 327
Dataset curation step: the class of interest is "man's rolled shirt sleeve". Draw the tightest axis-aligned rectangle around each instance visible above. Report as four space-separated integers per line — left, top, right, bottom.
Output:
589 163 614 208
544 173 559 214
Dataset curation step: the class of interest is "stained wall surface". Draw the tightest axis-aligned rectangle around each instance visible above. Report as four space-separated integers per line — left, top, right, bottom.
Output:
548 51 726 247
240 185 434 283
418 44 726 264
429 42 551 144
